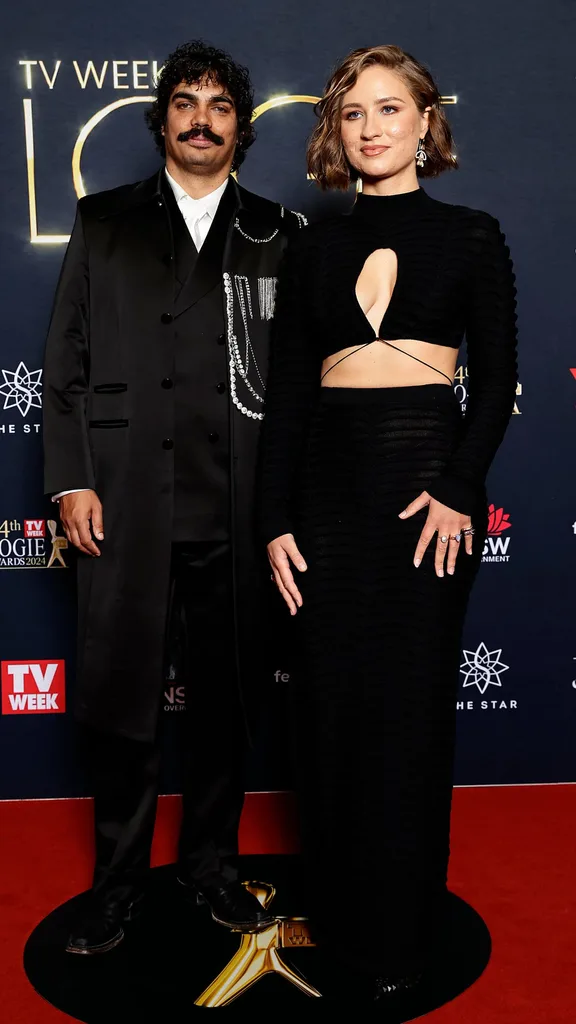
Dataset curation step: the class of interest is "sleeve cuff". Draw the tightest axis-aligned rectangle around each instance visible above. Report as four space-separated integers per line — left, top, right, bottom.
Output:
427 474 479 517
51 488 91 502
259 515 295 546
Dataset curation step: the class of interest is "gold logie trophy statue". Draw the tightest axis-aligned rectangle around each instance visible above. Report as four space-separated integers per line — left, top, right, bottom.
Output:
46 519 68 568
194 882 322 1007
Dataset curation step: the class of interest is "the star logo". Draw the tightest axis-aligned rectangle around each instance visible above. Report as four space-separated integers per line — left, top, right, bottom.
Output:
0 362 43 417
460 642 509 695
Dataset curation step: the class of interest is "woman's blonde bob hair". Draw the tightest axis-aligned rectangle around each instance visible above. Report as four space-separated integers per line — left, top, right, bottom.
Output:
307 44 457 191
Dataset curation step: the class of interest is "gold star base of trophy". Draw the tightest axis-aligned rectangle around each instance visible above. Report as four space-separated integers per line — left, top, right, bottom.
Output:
194 881 322 1007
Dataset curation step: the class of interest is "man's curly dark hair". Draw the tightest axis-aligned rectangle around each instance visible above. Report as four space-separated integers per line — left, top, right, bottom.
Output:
145 40 256 171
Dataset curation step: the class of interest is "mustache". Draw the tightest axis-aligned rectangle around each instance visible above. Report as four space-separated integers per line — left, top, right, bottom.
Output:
177 126 225 146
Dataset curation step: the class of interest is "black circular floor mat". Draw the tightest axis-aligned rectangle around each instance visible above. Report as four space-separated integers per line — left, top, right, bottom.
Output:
24 856 490 1020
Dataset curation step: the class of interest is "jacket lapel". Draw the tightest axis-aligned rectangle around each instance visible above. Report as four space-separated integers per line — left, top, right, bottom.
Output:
223 179 287 280
161 175 198 291
173 178 239 318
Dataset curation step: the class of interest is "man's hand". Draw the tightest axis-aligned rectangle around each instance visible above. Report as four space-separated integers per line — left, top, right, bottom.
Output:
58 490 104 557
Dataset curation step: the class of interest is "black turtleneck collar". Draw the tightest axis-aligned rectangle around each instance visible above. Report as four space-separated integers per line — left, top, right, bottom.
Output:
352 187 430 222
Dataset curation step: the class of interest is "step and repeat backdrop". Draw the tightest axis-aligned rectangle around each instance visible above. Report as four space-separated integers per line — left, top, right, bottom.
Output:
1 0 575 799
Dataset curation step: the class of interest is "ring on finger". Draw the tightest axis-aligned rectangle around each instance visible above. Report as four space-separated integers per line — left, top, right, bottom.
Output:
452 533 462 542
461 526 475 536
440 535 448 544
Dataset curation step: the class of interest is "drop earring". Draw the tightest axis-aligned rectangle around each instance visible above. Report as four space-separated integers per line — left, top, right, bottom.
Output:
415 138 427 168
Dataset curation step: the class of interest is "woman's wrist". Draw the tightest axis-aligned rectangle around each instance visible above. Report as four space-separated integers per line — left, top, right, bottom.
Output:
427 473 478 518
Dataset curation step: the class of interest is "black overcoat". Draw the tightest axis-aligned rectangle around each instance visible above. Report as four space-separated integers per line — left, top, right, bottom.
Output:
43 170 305 742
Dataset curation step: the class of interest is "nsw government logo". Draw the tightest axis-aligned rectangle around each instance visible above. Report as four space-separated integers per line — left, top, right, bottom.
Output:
0 361 42 435
457 642 517 711
1 660 66 714
164 684 186 712
0 518 68 569
482 504 512 563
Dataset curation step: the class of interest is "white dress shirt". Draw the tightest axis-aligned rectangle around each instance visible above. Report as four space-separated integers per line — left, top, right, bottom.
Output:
53 171 229 502
164 169 228 251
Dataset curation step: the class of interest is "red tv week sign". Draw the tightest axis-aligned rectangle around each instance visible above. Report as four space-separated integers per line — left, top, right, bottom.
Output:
1 660 66 714
24 519 46 538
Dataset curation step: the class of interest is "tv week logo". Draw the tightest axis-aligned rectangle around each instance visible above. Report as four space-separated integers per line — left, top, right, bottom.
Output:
1 660 66 714
24 519 45 538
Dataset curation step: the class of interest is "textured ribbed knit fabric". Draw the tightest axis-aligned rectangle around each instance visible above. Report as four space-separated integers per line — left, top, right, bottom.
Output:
259 187 518 536
257 187 518 978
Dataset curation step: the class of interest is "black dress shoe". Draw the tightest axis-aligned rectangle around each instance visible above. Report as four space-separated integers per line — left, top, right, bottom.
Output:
373 972 423 1001
178 877 275 932
66 892 144 955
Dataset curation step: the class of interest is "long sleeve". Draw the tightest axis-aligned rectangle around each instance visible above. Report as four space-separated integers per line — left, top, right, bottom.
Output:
428 214 518 515
42 203 95 496
258 239 319 543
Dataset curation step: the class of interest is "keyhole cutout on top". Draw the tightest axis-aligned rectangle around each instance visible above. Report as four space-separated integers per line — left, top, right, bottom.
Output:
355 248 398 336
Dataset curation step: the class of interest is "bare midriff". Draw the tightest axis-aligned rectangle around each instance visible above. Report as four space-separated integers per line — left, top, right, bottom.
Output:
320 339 459 389
320 249 459 388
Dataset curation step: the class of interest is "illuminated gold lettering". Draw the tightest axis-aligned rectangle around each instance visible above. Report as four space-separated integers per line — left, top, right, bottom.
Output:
19 60 37 89
38 60 61 90
132 60 149 89
112 60 129 89
73 60 108 89
72 96 154 198
252 94 319 120
22 99 70 243
25 90 458 244
152 61 162 85
253 96 320 179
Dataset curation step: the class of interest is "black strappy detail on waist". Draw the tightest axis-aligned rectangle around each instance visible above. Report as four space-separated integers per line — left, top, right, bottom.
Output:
320 339 454 385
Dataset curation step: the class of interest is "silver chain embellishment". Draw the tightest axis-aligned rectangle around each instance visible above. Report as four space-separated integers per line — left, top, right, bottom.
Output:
234 217 278 244
234 275 253 373
224 273 265 421
280 207 308 228
258 277 278 320
235 275 266 392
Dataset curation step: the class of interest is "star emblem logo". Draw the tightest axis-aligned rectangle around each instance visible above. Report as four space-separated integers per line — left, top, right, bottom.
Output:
0 362 43 417
460 642 509 695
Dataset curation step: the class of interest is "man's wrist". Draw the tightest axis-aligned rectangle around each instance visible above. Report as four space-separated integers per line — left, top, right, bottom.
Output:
52 489 91 502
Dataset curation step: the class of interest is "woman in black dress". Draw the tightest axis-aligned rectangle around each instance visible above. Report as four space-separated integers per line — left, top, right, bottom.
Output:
259 45 517 999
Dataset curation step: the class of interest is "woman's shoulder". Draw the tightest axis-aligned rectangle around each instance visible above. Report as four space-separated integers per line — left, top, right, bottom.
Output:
428 195 503 237
280 214 352 267
285 210 362 253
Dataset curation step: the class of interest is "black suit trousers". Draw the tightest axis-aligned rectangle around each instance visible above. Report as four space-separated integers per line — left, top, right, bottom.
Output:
84 541 246 903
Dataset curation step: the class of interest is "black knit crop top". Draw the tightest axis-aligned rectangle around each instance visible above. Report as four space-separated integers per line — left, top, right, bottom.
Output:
259 188 518 541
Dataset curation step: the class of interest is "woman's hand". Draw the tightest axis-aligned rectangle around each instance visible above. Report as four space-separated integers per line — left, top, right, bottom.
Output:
399 491 474 577
267 534 307 615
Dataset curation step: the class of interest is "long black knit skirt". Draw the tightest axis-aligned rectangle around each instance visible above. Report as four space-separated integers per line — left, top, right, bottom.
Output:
292 384 487 976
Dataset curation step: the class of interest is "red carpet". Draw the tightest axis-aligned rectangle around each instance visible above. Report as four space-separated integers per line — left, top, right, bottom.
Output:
1 785 575 1022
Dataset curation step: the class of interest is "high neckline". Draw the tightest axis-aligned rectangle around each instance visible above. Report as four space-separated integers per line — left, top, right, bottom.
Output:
352 187 429 221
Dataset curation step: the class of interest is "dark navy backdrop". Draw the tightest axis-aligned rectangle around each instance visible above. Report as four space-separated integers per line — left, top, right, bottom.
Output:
1 0 575 799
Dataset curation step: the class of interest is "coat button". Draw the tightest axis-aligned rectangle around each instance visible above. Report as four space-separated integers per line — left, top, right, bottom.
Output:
161 378 173 389
162 438 174 450
208 432 219 443
216 382 226 394
217 333 226 346
161 312 173 324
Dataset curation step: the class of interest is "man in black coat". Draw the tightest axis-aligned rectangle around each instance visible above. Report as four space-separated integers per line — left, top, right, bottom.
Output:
43 39 306 954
